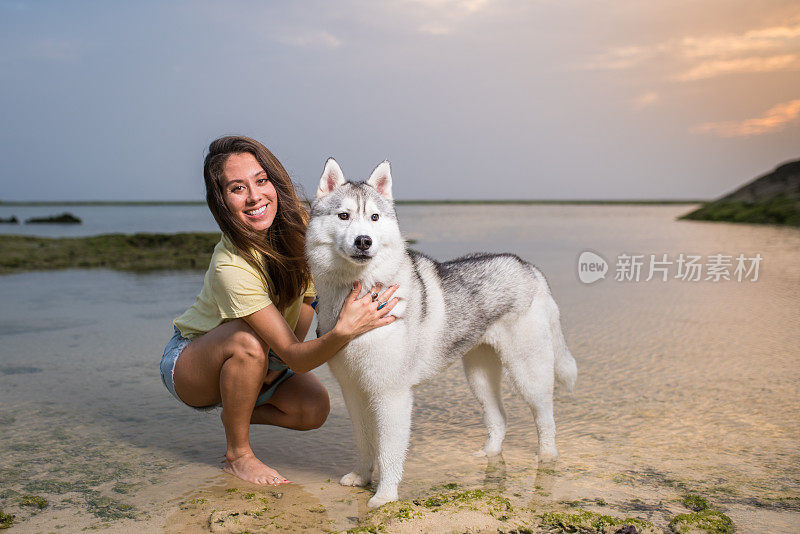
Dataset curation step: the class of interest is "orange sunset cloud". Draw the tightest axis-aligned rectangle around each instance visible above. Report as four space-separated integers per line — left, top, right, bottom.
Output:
691 99 800 137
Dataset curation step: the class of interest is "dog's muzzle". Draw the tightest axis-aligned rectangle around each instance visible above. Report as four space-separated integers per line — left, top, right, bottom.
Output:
349 253 372 263
354 235 372 251
349 235 374 262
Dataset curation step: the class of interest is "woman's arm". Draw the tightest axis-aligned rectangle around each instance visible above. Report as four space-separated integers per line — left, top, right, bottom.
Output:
292 297 315 341
243 282 398 374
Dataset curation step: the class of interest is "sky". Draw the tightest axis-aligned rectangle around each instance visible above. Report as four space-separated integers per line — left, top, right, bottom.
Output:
0 0 798 201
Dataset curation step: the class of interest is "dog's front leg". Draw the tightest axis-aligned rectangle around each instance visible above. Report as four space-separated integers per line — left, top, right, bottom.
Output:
339 384 375 487
367 388 413 509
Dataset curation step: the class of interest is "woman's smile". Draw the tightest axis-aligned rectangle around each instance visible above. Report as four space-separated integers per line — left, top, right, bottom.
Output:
222 152 279 232
245 205 268 217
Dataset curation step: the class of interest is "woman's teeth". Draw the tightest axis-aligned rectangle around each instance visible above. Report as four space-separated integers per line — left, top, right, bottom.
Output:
245 205 267 216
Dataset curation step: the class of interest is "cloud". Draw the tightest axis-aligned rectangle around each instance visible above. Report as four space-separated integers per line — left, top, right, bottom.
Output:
410 0 489 14
580 45 661 71
408 0 491 35
679 23 800 58
691 99 800 137
582 22 800 81
276 31 341 49
676 54 800 81
633 91 659 109
418 23 453 36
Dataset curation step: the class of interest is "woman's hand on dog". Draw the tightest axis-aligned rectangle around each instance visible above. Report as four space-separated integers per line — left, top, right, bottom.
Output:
335 281 399 338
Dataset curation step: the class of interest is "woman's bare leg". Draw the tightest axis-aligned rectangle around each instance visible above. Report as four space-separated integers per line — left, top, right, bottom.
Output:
173 319 288 485
250 372 329 429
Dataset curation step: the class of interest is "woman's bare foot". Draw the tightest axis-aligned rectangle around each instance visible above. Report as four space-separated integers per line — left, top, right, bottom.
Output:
223 452 290 485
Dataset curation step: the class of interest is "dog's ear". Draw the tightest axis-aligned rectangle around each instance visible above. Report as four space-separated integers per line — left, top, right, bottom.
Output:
367 160 392 201
317 158 346 199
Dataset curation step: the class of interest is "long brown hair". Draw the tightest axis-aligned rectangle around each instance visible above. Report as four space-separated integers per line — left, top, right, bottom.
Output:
204 136 311 312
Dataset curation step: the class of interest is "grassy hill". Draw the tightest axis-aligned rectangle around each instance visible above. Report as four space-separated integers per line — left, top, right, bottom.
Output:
680 159 800 226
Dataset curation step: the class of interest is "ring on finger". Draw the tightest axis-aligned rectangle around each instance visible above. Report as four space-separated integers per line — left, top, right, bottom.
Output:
377 301 388 310
371 292 379 301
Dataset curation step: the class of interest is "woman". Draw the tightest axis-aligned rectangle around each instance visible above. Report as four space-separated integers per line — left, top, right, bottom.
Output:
160 136 399 486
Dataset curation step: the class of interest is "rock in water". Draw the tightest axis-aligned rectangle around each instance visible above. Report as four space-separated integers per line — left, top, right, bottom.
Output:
680 158 800 226
25 212 82 224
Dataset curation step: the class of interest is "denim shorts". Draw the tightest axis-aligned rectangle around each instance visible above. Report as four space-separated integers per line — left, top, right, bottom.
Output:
160 325 294 411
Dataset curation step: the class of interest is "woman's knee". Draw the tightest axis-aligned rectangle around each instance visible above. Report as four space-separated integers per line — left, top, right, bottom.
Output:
296 390 330 430
228 325 268 366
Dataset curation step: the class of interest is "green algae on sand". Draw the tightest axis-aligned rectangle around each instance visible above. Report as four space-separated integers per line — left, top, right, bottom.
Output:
0 412 168 529
20 495 48 509
0 510 14 530
349 488 659 534
0 232 222 274
84 494 137 520
539 509 658 534
680 494 709 512
668 509 735 533
0 232 417 274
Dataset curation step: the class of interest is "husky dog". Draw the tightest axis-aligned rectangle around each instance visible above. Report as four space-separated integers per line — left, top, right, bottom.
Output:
306 159 577 509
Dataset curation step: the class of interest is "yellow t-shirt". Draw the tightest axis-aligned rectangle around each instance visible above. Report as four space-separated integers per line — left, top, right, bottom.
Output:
174 235 315 340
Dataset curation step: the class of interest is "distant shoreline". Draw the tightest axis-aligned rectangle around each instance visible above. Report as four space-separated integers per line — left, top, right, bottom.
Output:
0 232 222 275
0 199 704 206
0 232 414 275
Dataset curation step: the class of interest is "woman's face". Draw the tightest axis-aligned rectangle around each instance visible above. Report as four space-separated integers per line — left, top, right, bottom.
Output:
221 152 278 233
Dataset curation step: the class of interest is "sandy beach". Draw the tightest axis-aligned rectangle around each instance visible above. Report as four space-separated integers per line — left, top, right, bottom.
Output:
1 204 799 532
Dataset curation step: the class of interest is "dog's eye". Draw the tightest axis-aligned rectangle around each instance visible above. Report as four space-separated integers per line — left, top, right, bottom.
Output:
338 212 349 220
371 214 379 222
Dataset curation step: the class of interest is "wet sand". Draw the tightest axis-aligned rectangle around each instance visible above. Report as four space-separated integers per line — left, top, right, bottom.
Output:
1 205 798 532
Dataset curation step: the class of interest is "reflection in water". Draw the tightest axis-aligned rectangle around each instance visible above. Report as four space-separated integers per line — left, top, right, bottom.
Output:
0 205 798 532
482 455 507 491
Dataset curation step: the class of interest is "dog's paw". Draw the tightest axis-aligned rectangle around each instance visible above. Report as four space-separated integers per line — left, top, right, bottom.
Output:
339 472 369 487
473 443 502 458
538 447 559 464
367 494 396 509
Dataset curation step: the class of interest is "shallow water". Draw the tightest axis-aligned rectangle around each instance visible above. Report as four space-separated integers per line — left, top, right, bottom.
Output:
0 204 218 237
1 204 798 532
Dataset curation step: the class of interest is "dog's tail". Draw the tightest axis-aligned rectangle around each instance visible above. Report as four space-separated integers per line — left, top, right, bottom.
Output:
547 296 577 393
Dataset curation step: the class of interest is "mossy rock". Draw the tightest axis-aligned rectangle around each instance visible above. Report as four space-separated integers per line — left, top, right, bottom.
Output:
539 509 658 533
346 526 386 534
413 488 510 513
680 494 709 512
668 510 735 534
0 510 14 530
20 494 48 509
353 488 521 533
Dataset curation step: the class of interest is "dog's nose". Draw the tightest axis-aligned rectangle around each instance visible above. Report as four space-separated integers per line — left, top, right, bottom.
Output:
354 235 372 251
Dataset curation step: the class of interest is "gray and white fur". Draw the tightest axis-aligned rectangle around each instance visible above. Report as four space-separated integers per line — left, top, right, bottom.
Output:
306 158 577 509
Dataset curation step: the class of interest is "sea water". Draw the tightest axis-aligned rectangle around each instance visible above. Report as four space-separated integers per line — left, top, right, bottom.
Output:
0 204 798 532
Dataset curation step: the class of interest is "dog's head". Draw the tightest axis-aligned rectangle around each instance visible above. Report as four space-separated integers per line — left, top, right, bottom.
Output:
308 158 401 266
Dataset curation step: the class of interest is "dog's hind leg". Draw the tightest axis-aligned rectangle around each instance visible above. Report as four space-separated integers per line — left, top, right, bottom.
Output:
496 306 559 463
367 388 413 509
339 384 375 487
463 345 506 457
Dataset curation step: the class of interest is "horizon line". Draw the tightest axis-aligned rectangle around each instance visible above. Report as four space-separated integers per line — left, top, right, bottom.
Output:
0 199 705 206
